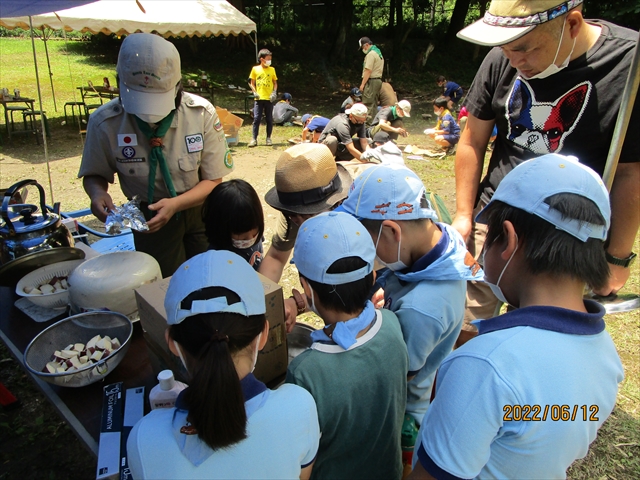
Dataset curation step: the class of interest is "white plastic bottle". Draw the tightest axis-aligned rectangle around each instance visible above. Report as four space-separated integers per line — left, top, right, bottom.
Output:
149 370 187 410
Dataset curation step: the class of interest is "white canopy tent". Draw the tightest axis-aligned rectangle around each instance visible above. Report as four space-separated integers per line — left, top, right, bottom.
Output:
1 0 257 41
1 0 257 201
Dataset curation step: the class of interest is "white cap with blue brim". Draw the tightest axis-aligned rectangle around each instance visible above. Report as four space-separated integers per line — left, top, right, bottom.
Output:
475 153 610 242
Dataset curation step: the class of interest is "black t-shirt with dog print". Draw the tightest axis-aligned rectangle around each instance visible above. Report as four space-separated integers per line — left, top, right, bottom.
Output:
465 20 639 206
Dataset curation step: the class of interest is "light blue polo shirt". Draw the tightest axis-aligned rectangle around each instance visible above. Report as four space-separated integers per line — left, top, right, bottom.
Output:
414 300 624 479
127 374 319 479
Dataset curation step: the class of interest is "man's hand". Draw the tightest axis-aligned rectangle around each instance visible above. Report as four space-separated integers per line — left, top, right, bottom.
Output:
146 197 179 233
90 191 116 223
284 297 299 333
593 263 632 297
83 175 115 223
451 214 473 242
396 127 408 137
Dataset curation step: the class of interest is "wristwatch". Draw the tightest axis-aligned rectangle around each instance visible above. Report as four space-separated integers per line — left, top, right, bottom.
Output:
605 251 637 268
290 289 306 316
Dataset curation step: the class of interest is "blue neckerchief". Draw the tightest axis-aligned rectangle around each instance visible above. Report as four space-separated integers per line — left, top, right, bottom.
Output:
172 373 269 466
473 300 606 336
310 300 376 350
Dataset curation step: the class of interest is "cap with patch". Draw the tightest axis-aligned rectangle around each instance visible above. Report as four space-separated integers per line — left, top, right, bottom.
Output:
397 100 411 117
475 153 610 241
164 250 266 325
346 103 368 118
457 0 583 47
339 164 438 221
359 37 372 47
116 33 182 117
350 87 363 98
293 212 375 285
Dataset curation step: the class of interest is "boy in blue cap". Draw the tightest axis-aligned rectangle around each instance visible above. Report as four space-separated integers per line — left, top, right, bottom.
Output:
287 211 408 480
409 154 624 479
338 164 483 454
273 92 299 126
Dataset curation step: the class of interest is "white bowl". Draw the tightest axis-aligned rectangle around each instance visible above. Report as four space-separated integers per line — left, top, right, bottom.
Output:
16 259 85 309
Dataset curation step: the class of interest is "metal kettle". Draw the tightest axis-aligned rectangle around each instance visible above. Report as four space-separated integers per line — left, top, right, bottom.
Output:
0 179 74 265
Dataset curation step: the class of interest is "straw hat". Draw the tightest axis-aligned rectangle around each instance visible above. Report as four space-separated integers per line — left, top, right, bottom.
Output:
265 143 352 215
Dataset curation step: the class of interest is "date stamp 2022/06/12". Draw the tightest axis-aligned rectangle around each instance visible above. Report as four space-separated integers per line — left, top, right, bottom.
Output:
503 405 600 422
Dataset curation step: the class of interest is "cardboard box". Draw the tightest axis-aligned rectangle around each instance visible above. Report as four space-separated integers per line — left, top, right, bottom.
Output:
96 383 124 480
135 272 287 385
215 106 243 135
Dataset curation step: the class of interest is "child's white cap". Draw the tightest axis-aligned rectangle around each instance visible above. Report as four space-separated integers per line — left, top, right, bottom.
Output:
336 164 438 222
292 212 375 285
165 250 266 325
476 153 610 241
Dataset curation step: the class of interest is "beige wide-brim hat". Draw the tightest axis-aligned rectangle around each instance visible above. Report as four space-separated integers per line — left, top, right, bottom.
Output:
265 143 352 215
457 0 583 47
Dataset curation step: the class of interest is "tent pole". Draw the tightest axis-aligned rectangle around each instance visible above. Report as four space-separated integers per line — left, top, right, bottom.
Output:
42 27 58 112
29 16 54 204
254 31 258 63
602 33 640 191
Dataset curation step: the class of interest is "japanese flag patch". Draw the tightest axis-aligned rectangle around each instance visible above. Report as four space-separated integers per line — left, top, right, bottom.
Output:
185 133 204 153
118 134 138 146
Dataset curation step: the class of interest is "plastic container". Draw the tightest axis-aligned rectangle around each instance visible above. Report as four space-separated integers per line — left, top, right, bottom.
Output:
149 370 187 410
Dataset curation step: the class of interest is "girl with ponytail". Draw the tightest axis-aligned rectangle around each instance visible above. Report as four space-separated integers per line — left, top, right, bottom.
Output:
127 250 320 479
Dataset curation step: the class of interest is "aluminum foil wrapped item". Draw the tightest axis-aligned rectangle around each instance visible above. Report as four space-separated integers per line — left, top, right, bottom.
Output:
105 196 149 234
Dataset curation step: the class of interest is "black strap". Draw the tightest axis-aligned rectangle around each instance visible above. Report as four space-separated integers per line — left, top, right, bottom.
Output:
277 173 340 206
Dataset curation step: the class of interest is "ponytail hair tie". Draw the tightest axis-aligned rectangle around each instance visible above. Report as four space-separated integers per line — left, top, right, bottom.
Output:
210 331 229 343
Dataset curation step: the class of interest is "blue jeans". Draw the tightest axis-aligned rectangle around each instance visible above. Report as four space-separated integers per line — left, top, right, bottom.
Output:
252 100 273 139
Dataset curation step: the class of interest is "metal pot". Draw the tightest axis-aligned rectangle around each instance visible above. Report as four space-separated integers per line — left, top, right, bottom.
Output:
0 179 74 266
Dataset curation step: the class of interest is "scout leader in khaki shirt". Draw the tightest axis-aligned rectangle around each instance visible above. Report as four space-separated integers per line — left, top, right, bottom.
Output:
79 92 232 224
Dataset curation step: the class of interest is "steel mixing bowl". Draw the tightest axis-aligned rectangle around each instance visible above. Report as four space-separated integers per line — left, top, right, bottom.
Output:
24 311 133 388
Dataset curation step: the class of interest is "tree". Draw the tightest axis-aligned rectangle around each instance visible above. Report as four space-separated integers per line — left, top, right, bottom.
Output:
445 0 472 43
327 0 354 62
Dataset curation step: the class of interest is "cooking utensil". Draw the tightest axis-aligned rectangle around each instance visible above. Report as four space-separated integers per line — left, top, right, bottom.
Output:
16 259 85 309
0 247 85 287
1 179 74 268
24 311 133 388
287 322 315 364
586 292 640 314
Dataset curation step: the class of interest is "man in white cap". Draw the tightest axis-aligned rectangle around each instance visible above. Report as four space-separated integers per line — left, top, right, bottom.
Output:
368 99 411 140
318 103 370 161
78 33 233 277
450 0 639 343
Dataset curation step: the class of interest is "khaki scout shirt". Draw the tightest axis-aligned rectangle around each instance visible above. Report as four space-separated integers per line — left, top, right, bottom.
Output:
363 49 384 79
78 92 233 202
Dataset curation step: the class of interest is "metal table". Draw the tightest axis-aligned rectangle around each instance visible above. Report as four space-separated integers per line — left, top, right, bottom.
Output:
0 287 156 456
0 97 35 140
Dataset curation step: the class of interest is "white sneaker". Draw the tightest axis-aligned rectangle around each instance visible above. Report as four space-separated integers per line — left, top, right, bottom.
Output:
248 138 257 147
266 138 273 146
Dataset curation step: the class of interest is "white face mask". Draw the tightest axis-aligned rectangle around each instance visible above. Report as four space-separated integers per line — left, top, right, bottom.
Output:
374 224 408 272
522 18 576 80
251 332 262 373
174 340 189 374
136 112 169 124
306 287 321 317
265 60 272 66
483 235 518 306
232 233 259 250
